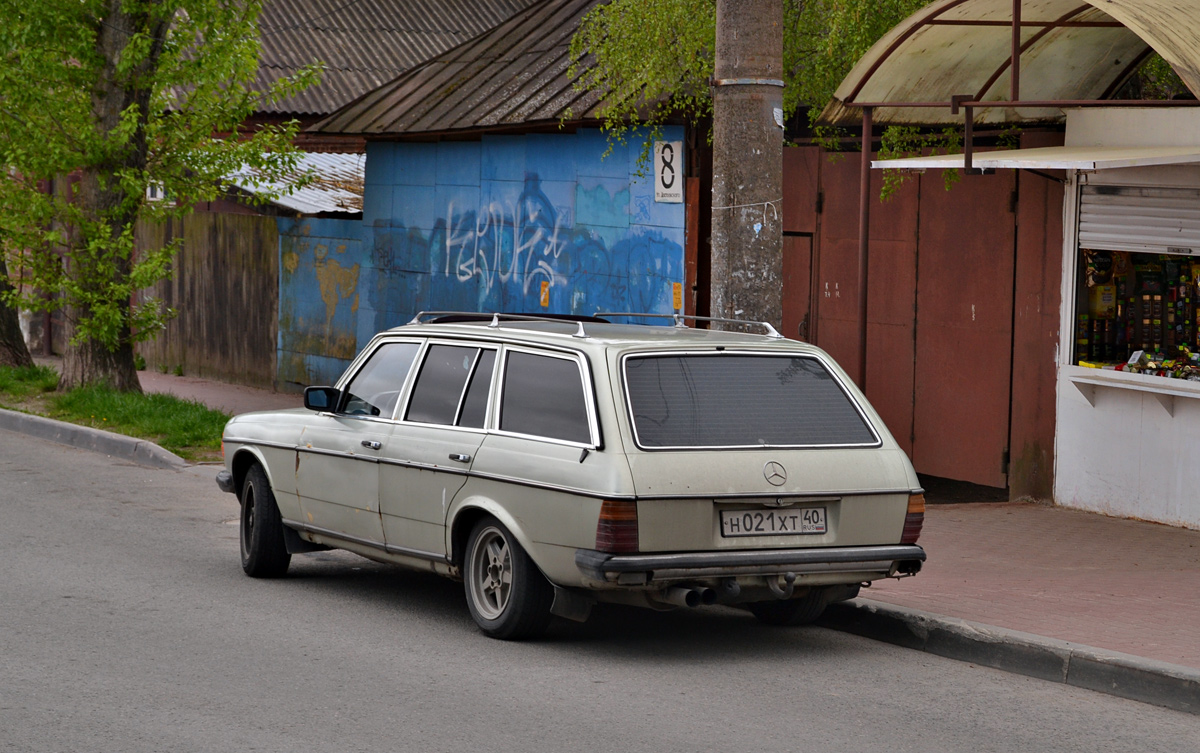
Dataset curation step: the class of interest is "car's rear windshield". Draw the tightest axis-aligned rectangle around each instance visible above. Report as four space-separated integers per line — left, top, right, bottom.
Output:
623 353 878 449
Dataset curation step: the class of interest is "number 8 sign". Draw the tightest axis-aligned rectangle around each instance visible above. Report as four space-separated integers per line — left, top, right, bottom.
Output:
654 141 684 203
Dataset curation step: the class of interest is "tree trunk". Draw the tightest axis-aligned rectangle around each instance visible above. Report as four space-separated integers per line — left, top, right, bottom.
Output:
60 325 141 391
0 258 34 368
55 0 167 392
710 0 784 328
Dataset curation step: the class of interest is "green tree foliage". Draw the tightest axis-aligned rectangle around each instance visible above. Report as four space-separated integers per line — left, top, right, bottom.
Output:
569 0 927 160
785 0 929 119
569 0 714 158
1129 54 1190 100
572 0 1195 196
0 0 318 390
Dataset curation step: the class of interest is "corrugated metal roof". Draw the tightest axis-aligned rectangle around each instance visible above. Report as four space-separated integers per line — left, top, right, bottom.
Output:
821 0 1200 127
257 0 540 115
231 152 365 214
311 0 605 135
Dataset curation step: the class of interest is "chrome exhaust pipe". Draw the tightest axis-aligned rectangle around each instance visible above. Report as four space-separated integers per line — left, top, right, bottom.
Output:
661 586 702 608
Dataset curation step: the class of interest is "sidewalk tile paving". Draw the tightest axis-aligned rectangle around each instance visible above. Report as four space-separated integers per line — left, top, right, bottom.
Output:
863 502 1200 670
126 367 1200 673
137 370 300 416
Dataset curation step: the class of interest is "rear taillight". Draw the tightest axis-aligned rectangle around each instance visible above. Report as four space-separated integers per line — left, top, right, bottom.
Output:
595 499 638 553
900 492 925 544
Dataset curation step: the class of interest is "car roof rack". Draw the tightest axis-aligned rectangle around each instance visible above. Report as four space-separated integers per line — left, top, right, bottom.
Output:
407 311 610 339
594 312 784 340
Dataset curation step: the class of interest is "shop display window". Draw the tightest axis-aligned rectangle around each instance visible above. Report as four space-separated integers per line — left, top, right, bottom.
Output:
1074 249 1200 380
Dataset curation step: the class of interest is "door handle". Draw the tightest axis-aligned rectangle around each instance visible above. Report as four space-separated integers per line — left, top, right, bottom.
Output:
448 453 472 463
361 440 381 450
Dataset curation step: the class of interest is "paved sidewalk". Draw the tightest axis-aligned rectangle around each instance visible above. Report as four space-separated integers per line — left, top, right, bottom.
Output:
136 370 301 415
863 502 1200 671
31 356 301 416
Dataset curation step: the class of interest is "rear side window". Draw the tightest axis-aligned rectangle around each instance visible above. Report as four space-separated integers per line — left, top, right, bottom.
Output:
339 341 421 418
407 345 493 427
457 350 496 429
500 351 591 444
623 354 878 448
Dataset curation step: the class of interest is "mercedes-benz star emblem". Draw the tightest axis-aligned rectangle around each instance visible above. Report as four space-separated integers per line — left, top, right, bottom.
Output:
763 461 787 486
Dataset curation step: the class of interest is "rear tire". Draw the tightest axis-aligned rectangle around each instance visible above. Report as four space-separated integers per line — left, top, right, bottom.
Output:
240 464 291 578
748 587 830 626
464 516 553 640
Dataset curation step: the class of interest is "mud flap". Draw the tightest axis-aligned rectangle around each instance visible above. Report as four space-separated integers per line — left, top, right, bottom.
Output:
550 586 594 623
282 525 332 554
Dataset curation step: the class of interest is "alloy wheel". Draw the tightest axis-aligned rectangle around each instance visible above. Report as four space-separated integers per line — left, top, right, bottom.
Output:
469 526 512 620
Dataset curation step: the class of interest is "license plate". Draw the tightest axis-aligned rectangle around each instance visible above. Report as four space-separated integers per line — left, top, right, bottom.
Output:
720 507 827 537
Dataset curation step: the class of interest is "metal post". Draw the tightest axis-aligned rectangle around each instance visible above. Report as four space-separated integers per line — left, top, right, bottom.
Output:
857 106 873 390
1011 0 1021 100
964 105 975 173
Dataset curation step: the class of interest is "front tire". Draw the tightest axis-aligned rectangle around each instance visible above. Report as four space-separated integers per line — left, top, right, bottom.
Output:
464 516 553 640
240 464 291 578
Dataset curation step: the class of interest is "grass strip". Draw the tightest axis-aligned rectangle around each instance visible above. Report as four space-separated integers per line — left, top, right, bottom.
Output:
0 364 59 398
0 365 230 462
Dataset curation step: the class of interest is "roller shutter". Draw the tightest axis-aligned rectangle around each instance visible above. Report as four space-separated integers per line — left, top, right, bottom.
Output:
1078 185 1200 256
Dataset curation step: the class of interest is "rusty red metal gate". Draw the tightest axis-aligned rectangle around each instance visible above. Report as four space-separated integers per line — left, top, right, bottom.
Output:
782 145 1054 491
912 170 1016 488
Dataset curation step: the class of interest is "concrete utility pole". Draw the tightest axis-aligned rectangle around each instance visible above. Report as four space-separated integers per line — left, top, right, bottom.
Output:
710 0 784 328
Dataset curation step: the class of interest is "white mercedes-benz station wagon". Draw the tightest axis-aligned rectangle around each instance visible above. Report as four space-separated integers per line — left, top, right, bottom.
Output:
217 313 925 639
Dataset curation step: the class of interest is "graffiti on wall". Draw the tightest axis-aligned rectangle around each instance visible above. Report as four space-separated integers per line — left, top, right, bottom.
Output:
437 174 566 298
367 173 684 323
277 129 688 387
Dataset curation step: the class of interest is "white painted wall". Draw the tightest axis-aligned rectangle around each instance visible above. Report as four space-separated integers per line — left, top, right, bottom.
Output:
1066 107 1200 148
1055 367 1200 529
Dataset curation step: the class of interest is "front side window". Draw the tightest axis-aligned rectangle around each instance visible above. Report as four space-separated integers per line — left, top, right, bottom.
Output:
340 341 421 418
499 351 591 444
623 353 878 449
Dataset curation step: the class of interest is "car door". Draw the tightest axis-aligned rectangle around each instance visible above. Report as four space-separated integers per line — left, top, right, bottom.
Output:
294 340 421 546
378 341 496 557
461 346 603 533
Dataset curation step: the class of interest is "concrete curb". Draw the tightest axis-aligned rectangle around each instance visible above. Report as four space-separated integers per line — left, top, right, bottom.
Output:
819 597 1200 715
0 408 187 470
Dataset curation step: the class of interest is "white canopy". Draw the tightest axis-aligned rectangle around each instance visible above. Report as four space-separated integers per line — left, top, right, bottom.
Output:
873 145 1200 171
873 108 1200 170
821 0 1200 126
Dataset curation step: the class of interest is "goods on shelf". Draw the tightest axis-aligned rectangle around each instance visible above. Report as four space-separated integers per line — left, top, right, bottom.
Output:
1077 250 1200 381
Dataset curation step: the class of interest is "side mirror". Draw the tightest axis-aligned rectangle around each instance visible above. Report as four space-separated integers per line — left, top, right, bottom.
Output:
304 386 341 412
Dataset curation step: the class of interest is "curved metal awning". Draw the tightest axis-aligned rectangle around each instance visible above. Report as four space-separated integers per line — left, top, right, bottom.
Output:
820 0 1200 126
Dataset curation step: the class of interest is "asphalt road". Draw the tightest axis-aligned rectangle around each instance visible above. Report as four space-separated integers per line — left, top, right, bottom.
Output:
1 431 1197 753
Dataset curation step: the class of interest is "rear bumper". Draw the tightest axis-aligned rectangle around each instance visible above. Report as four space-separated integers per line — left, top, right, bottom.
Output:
576 544 925 584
